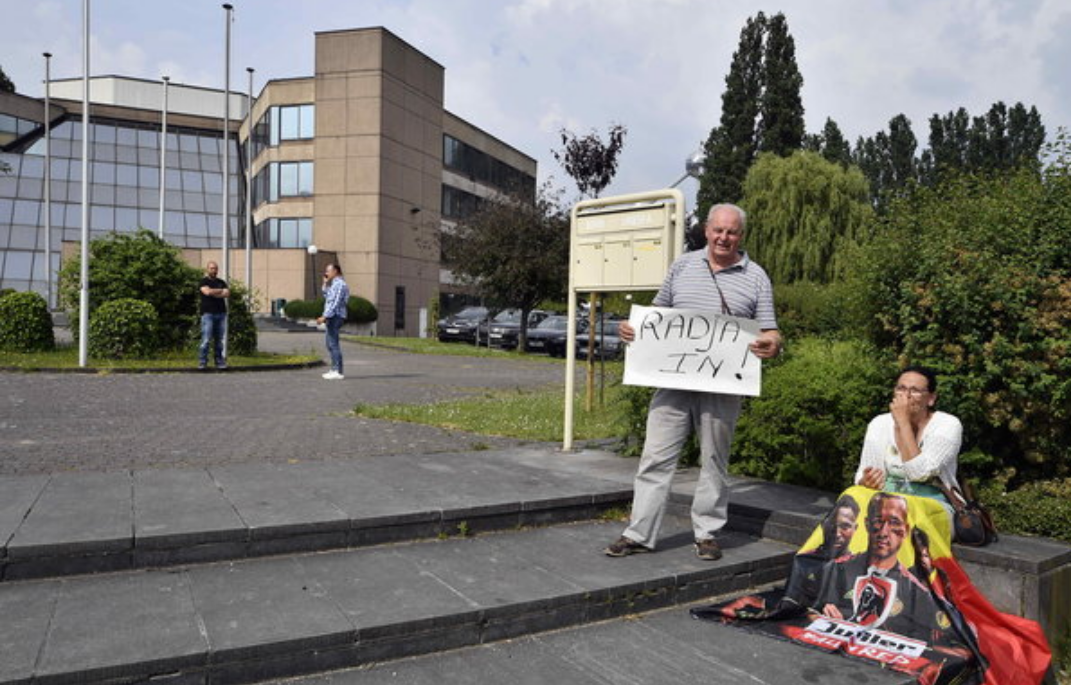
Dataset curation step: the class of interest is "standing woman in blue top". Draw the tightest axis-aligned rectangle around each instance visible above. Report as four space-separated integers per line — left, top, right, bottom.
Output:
316 262 350 380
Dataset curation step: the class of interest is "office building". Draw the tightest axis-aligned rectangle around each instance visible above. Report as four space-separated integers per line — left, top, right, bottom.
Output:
0 27 536 335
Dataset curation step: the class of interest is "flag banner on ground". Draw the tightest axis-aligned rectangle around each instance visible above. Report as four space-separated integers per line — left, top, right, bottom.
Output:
623 305 761 396
692 486 1051 685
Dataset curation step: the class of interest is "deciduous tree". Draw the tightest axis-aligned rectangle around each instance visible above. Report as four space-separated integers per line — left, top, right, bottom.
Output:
553 124 627 199
449 183 570 349
741 150 872 284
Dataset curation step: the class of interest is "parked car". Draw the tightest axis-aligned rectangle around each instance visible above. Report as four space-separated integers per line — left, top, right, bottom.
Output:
544 317 591 358
524 315 571 354
437 306 488 344
479 309 550 349
576 320 625 360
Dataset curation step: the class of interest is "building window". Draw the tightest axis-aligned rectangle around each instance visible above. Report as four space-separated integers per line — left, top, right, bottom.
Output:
253 217 312 248
251 104 315 158
252 161 313 207
441 184 482 220
442 134 535 196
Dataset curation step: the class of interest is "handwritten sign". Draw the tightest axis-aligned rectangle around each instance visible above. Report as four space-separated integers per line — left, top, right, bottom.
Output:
623 305 762 396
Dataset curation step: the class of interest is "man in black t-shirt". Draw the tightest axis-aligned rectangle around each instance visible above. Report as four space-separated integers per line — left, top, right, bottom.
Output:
198 261 229 370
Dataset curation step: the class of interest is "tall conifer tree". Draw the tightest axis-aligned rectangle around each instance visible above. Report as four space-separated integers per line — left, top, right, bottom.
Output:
758 14 805 156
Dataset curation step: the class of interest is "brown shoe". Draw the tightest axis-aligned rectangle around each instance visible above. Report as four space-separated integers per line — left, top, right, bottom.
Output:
604 536 651 557
695 538 722 561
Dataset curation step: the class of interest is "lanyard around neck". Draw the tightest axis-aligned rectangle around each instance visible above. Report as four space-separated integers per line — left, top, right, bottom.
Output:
704 258 733 316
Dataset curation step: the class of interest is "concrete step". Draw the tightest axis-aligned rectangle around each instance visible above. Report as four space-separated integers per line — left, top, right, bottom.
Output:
269 599 916 685
254 316 318 333
0 517 799 685
0 448 635 582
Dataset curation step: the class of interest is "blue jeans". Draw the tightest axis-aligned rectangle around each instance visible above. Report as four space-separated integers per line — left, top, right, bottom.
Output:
324 315 344 373
199 313 227 367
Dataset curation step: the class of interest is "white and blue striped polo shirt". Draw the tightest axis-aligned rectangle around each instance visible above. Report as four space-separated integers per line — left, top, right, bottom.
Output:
652 249 777 330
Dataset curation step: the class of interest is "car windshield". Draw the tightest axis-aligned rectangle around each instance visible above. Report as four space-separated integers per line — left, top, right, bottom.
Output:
537 317 569 331
454 307 487 320
492 310 522 324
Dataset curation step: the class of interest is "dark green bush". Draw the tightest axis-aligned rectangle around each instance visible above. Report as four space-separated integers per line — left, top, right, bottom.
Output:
0 291 55 352
847 156 1071 485
773 281 854 340
282 296 377 325
0 287 16 301
731 337 893 491
88 298 158 359
58 230 201 350
978 476 1071 544
282 298 318 319
346 295 377 324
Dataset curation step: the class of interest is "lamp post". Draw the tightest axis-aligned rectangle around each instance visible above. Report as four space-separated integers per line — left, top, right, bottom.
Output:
43 52 53 310
306 244 318 301
158 75 169 239
221 3 233 282
244 66 254 301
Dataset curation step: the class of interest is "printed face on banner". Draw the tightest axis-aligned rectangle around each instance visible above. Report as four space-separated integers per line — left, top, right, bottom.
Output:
623 305 762 396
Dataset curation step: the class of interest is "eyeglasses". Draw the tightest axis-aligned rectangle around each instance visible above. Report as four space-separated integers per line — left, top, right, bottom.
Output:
894 385 929 397
868 517 906 534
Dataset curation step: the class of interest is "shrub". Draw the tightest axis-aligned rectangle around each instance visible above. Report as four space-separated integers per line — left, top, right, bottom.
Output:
58 230 201 350
773 281 854 340
847 155 1071 485
978 476 1071 544
0 287 16 301
346 295 377 324
731 337 893 491
0 291 55 352
282 298 319 319
88 298 158 359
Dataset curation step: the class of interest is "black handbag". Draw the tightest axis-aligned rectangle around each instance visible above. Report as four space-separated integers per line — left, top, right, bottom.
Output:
937 480 998 546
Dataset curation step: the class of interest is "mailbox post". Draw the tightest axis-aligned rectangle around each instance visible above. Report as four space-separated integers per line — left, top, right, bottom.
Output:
563 189 686 450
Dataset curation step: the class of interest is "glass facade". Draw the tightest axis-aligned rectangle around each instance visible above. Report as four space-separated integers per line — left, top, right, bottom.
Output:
251 104 314 159
0 116 240 294
0 113 41 148
254 216 313 248
251 161 314 207
441 184 482 220
443 134 535 196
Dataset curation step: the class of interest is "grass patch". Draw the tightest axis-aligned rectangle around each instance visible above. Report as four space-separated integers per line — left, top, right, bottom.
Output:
346 335 559 361
0 344 320 370
354 383 627 442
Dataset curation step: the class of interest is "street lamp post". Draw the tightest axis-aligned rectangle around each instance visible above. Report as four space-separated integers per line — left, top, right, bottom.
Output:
158 75 169 239
43 52 53 310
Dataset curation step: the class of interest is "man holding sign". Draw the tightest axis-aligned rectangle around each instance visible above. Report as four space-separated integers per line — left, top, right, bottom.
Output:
604 203 781 561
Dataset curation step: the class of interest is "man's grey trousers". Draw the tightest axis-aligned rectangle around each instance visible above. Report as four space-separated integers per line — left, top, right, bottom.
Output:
623 388 742 548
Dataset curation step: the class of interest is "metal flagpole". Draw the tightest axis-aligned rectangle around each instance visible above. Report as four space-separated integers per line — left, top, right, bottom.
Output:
78 0 90 367
221 3 233 282
244 66 254 299
158 76 169 239
43 52 53 310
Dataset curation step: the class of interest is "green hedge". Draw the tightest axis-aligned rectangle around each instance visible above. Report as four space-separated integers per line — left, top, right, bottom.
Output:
283 295 378 324
731 337 893 491
88 298 158 359
979 476 1071 544
0 291 55 352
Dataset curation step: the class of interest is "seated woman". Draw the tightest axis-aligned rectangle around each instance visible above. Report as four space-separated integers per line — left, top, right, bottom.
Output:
693 365 1053 684
854 365 962 530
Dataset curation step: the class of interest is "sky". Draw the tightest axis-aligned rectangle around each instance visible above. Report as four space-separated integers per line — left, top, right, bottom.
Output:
3 0 1070 204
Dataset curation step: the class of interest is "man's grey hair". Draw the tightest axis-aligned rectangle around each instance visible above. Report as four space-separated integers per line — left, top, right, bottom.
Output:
707 203 747 231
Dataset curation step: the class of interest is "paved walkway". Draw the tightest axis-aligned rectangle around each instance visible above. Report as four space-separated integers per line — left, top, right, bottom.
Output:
0 331 571 475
